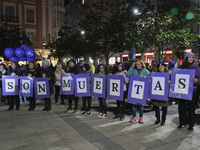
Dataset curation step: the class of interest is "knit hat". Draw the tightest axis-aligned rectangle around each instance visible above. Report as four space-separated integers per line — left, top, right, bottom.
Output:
68 59 76 65
184 52 195 60
117 62 125 67
168 61 175 66
83 63 90 71
151 61 156 65
42 60 49 67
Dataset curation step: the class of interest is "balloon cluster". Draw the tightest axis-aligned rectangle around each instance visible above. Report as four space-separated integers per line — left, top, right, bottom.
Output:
4 44 36 62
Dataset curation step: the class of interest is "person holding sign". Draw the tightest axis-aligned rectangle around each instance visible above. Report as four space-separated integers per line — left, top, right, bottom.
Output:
40 60 55 111
113 63 129 121
96 64 107 118
128 59 149 124
54 63 65 104
81 64 92 115
177 52 200 131
7 62 22 111
151 63 171 126
25 62 40 111
65 59 80 113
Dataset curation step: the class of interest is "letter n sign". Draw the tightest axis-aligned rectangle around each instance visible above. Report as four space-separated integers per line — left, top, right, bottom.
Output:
127 76 149 105
169 69 195 100
107 75 124 101
2 75 18 95
20 76 33 97
91 74 106 98
34 78 50 98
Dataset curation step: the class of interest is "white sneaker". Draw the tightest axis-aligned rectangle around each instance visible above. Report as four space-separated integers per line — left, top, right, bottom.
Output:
102 114 107 119
98 113 103 118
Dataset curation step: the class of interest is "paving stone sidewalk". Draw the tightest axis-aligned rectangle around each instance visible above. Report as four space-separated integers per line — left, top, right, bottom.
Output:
0 97 200 150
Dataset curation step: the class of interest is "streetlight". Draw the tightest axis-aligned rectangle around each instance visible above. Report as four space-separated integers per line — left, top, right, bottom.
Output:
81 30 85 36
132 7 141 15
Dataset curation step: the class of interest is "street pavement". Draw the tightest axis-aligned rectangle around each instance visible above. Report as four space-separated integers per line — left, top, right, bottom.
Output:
1 97 200 150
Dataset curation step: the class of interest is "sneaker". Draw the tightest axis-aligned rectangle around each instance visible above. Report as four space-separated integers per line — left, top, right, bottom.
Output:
177 125 186 129
87 111 91 115
139 118 144 124
129 117 137 123
113 113 121 119
81 111 86 114
120 114 125 121
64 108 72 113
188 127 194 131
102 114 107 119
98 113 103 118
73 109 78 114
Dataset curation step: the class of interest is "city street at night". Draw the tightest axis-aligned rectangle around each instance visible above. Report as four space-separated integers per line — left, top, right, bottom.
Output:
0 97 200 150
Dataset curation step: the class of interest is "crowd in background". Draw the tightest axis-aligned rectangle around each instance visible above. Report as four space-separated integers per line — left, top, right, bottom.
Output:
0 52 200 131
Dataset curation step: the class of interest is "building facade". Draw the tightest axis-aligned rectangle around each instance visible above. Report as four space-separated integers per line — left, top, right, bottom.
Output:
0 0 65 64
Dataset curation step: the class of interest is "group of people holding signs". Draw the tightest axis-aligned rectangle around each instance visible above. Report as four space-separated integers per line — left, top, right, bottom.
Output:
2 52 200 131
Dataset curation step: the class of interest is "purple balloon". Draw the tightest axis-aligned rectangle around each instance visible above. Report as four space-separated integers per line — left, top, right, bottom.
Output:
27 57 35 62
4 48 15 58
19 57 27 61
15 48 25 58
20 44 29 50
10 57 18 62
26 48 35 58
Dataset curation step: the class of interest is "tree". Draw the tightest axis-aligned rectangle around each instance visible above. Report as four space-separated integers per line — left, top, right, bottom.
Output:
53 24 86 60
0 25 32 59
78 0 133 69
125 0 200 63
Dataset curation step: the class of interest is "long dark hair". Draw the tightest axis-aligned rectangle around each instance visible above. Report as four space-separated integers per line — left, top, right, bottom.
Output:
181 57 194 69
96 64 107 74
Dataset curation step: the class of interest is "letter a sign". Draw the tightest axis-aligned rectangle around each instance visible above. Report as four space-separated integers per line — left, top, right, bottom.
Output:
60 73 74 95
148 72 170 101
20 76 33 97
2 75 18 95
91 74 106 98
127 76 149 105
34 78 50 98
75 74 90 97
107 75 124 101
169 69 195 100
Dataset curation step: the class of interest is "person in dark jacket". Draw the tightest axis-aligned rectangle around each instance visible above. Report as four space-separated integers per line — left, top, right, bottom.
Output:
178 52 200 131
81 64 92 115
152 63 171 126
65 59 80 113
40 60 55 111
96 64 107 118
26 62 40 110
7 62 22 111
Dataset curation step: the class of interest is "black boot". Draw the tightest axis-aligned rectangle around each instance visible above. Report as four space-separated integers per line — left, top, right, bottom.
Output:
161 121 165 126
155 118 160 125
113 113 121 119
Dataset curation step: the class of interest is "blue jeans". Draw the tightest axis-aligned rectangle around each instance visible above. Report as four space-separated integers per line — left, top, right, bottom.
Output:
98 98 107 114
132 104 143 118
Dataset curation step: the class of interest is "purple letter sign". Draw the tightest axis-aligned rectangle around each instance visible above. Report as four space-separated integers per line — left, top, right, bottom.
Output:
148 72 170 101
169 69 195 100
34 78 50 98
107 75 124 101
20 76 33 97
60 73 74 95
127 76 149 105
91 74 106 98
75 74 91 97
2 75 18 96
